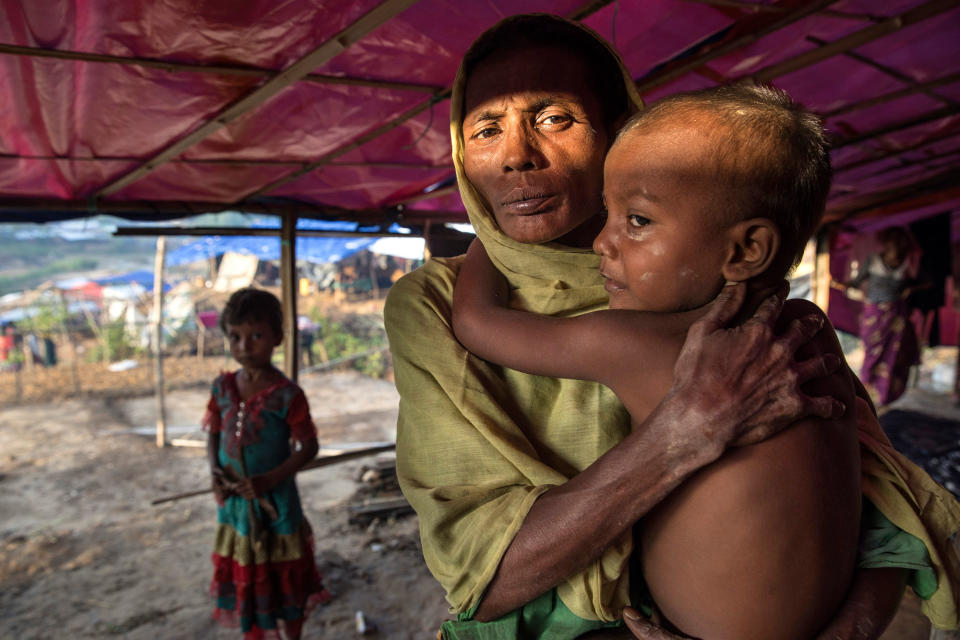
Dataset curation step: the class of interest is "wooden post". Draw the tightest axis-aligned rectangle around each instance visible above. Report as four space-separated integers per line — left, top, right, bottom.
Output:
58 290 81 394
153 236 167 448
280 214 298 383
422 221 432 261
812 227 832 312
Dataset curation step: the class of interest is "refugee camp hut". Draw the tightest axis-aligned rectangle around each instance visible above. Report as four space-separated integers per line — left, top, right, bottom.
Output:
1 0 959 396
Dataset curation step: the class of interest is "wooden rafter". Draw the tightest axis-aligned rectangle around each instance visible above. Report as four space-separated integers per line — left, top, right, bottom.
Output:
634 0 839 94
822 72 960 118
750 0 960 83
834 129 960 173
807 37 959 109
245 1 616 204
392 182 458 205
826 169 960 221
245 90 452 199
0 153 451 170
832 106 958 149
112 226 413 238
92 0 422 199
0 43 440 94
680 0 784 13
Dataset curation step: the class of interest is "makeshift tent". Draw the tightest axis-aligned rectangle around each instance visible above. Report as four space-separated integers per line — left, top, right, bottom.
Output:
164 219 421 266
0 0 956 233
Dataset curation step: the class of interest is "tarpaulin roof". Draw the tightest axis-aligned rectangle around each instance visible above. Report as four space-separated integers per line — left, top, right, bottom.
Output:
163 217 422 265
1 0 958 231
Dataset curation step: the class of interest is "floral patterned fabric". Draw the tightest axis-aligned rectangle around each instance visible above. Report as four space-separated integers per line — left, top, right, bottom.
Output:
204 371 330 640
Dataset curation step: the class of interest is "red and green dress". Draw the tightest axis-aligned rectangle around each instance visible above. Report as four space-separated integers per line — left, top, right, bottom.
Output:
203 371 331 640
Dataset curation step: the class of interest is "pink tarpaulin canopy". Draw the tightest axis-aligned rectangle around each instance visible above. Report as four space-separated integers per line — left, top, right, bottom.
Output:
0 0 958 230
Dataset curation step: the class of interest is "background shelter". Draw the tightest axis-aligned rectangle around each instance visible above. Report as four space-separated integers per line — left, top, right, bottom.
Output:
2 0 960 372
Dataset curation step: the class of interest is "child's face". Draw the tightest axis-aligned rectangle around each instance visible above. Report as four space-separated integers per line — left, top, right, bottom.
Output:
225 320 280 370
595 123 732 312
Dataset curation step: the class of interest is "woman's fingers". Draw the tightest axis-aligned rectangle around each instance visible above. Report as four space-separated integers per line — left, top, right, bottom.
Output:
622 609 688 639
688 281 746 338
743 280 789 329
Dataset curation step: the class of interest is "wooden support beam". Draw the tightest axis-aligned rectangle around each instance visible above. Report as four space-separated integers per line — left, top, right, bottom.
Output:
823 72 960 118
153 236 167 448
247 91 451 199
634 0 838 94
113 226 411 238
280 214 298 382
252 0 614 200
808 37 960 109
566 0 616 21
93 0 422 199
0 197 405 224
813 228 832 312
0 153 452 171
392 182 457 205
832 106 958 149
680 0 784 13
751 0 960 83
825 175 960 223
0 43 439 94
834 129 960 173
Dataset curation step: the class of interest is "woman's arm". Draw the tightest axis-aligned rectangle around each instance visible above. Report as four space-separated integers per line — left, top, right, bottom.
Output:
452 238 659 384
474 282 845 620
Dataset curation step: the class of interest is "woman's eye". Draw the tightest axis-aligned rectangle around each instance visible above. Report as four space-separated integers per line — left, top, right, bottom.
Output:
627 214 651 228
473 126 499 139
539 114 571 127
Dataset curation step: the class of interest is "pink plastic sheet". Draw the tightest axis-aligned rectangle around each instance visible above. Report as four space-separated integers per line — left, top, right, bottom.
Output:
0 0 957 225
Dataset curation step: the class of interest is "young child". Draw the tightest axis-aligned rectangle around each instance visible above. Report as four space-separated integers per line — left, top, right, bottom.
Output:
204 287 330 640
452 84 861 639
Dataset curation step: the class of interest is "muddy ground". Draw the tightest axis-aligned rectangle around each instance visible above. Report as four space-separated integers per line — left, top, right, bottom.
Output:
0 354 947 639
0 368 452 639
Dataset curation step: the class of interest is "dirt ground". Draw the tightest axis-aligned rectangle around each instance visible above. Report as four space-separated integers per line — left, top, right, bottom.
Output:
0 368 452 639
0 354 950 639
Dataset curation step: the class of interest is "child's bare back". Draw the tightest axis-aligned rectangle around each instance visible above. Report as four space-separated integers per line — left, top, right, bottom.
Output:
616 299 860 640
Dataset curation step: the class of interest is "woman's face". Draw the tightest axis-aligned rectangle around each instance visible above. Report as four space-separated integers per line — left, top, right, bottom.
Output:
461 45 609 247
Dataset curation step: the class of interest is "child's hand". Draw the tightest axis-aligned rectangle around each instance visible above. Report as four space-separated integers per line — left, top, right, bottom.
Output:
211 468 234 505
234 474 275 500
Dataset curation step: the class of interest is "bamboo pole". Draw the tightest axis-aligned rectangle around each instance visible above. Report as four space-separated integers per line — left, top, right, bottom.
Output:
153 237 167 448
150 443 396 505
813 229 832 312
94 0 422 199
280 213 298 382
57 290 81 394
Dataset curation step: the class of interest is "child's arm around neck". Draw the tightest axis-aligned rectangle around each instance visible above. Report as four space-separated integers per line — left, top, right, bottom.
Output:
451 238 682 388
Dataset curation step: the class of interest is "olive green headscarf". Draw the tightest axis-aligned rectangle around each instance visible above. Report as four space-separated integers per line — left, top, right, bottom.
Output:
386 14 645 623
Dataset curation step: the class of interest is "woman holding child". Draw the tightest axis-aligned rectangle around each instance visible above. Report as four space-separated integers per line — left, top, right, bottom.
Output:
384 13 959 639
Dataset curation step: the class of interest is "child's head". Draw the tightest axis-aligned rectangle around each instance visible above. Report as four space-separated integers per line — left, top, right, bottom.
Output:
220 288 284 369
595 83 830 312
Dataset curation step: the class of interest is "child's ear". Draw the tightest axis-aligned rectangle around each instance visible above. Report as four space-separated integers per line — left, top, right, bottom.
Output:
722 218 780 282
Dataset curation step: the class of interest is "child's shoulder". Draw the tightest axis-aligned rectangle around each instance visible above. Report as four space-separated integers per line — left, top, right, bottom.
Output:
210 370 237 392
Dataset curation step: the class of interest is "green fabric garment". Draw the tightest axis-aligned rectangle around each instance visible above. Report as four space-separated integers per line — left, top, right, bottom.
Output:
855 397 960 629
859 499 937 599
384 12 960 634
440 589 623 639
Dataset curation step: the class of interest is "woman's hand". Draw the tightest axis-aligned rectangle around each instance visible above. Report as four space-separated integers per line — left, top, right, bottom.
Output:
622 609 690 639
668 281 845 456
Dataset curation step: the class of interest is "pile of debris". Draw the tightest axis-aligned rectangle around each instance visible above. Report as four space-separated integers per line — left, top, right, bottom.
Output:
347 457 412 527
